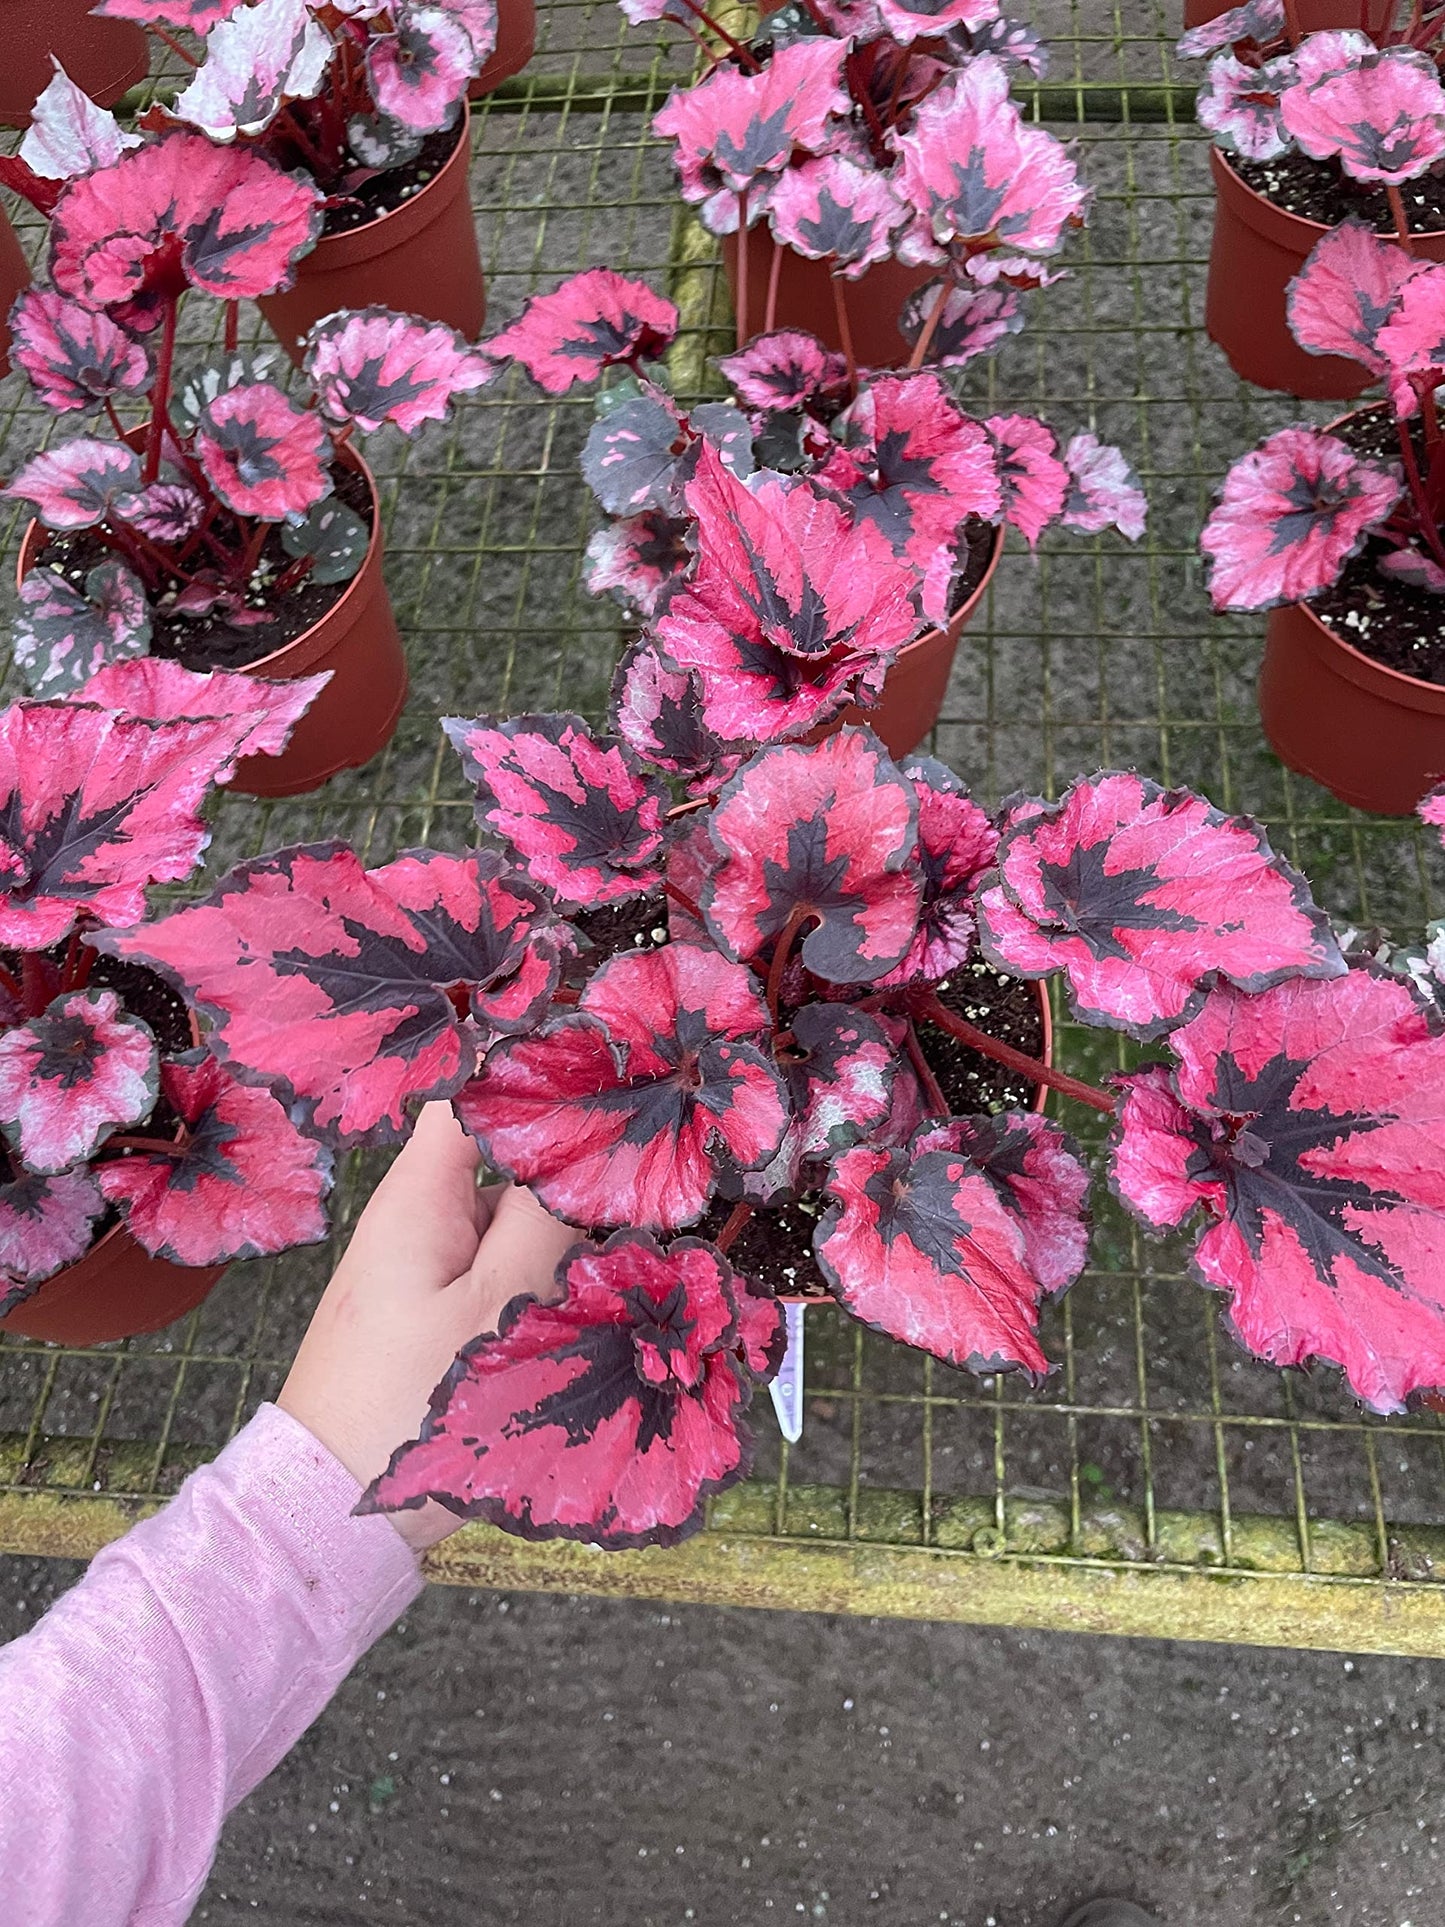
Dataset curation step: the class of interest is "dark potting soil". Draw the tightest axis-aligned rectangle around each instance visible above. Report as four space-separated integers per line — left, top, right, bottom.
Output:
322 123 462 236
1233 151 1445 234
1310 408 1445 686
697 962 1046 1300
565 893 672 985
33 463 372 673
947 515 995 619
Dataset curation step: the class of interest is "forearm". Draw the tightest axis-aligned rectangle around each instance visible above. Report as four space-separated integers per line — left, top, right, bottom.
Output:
0 1403 423 1927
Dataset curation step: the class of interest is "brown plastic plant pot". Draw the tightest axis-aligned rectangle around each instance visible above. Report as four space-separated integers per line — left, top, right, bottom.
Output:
0 0 149 127
1182 0 1363 24
0 205 32 381
470 0 536 96
18 448 408 797
722 226 936 370
1205 148 1445 399
1259 593 1445 816
0 1226 226 1346
258 103 485 363
822 523 1004 759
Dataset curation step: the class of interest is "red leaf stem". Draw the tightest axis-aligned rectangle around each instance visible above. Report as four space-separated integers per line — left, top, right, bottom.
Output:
765 904 812 1024
904 1018 950 1118
143 297 180 488
830 267 858 396
905 277 951 372
714 1199 753 1254
735 191 750 349
764 236 784 337
1395 417 1445 570
913 990 1114 1114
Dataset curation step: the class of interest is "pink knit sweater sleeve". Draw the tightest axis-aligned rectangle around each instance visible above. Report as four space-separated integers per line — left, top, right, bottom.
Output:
0 1402 424 1927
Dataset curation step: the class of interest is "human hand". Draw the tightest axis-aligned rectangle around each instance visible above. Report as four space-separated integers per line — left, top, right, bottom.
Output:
279 1102 578 1551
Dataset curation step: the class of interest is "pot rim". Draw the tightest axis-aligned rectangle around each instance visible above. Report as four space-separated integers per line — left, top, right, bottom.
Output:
1208 144 1445 252
887 519 1006 662
16 442 384 681
291 99 472 272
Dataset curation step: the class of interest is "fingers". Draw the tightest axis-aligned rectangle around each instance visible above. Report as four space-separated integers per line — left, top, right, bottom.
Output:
463 1183 580 1328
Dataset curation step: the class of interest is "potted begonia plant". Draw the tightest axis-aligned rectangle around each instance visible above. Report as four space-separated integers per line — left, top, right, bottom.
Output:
1201 223 1445 813
2 93 490 795
101 0 496 354
0 1 148 128
101 673 1445 1546
640 2 1080 370
0 667 335 1346
1177 0 1445 397
485 267 1146 754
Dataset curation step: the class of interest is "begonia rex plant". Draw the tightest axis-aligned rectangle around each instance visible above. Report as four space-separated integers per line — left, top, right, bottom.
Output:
485 267 1146 725
1 91 489 693
0 667 335 1312
1200 225 1445 607
635 0 1081 360
99 656 1445 1546
94 0 497 195
1178 0 1445 247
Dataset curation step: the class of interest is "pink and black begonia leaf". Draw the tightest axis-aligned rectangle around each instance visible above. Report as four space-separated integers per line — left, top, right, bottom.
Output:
1378 546 1445 592
304 308 493 433
898 280 1024 370
986 413 1069 548
893 57 1087 265
102 843 567 1146
1286 222 1417 375
687 402 756 484
361 1230 768 1547
785 1001 899 1161
872 0 999 45
14 560 152 698
653 39 847 205
1060 433 1147 541
1175 0 1284 59
955 16 1049 76
1281 45 1445 185
1375 264 1445 400
583 511 690 616
1111 970 1445 1413
172 0 331 141
702 729 922 985
815 1117 1054 1377
0 1166 105 1297
368 7 475 133
446 711 666 908
195 383 331 521
915 1110 1090 1296
830 372 1002 624
97 1048 332 1266
716 330 847 413
487 269 679 394
18 59 141 180
278 498 371 586
1200 427 1402 612
74 658 330 778
9 290 151 415
455 943 788 1232
875 755 997 986
171 349 283 434
95 0 244 25
581 393 684 516
114 480 206 545
347 110 426 171
608 638 722 783
436 0 498 64
977 770 1346 1039
0 988 158 1176
6 438 142 531
766 156 908 276
50 133 323 312
1196 52 1296 161
0 702 243 950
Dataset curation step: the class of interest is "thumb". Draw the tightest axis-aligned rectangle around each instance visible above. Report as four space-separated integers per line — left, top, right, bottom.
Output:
465 1183 580 1327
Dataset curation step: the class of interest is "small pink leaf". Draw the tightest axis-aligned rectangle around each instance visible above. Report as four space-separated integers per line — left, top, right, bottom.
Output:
6 438 142 530
1176 0 1285 59
986 413 1068 547
1419 786 1445 840
766 155 908 275
487 269 678 394
652 39 848 201
361 1231 769 1547
9 290 151 415
0 989 158 1175
873 0 1001 45
608 638 721 782
977 770 1346 1038
97 1049 332 1265
446 712 667 908
18 59 141 179
584 511 689 615
305 307 493 432
875 756 997 986
1287 222 1418 373
1196 52 1295 161
171 0 331 141
1281 44 1445 185
367 7 474 133
1375 263 1445 399
915 1111 1091 1295
114 480 205 544
716 330 848 412
1200 426 1401 611
1378 546 1445 593
195 383 331 520
0 1167 106 1293
1060 432 1147 540
785 1001 899 1160
898 280 1024 369
74 658 331 777
456 945 788 1232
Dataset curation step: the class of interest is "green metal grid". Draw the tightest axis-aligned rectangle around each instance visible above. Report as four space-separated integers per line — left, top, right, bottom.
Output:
2 0 1444 1655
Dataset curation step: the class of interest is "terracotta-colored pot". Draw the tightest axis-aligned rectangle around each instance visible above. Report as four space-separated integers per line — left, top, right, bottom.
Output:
0 205 32 381
0 0 149 127
470 0 535 95
1183 0 1365 22
722 227 935 370
1259 594 1445 816
823 524 1004 758
258 104 484 361
1206 148 1445 399
19 447 407 796
0 1224 225 1345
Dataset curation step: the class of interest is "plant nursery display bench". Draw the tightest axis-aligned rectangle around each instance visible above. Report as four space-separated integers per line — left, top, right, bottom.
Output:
1 0 1445 1666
